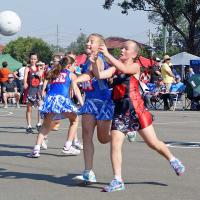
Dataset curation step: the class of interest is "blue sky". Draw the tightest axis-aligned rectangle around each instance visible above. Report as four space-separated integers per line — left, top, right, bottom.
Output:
0 0 156 47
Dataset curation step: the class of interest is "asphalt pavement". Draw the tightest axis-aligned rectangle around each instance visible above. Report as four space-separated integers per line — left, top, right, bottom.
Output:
0 105 200 200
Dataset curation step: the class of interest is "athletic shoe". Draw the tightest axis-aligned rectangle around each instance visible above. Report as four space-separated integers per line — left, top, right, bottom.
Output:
16 104 20 108
170 158 185 176
127 131 137 142
26 127 34 134
74 170 97 184
73 140 83 150
62 145 80 155
36 124 42 132
27 149 40 158
41 138 48 150
102 179 125 192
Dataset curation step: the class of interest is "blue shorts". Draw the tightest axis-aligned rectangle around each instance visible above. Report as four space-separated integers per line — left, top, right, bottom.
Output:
79 98 114 120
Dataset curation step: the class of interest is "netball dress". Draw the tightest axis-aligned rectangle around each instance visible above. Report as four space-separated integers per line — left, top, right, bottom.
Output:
111 72 153 133
25 66 42 105
79 54 114 120
40 69 78 120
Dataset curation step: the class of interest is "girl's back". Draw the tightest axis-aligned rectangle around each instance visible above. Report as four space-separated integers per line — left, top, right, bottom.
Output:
48 69 71 97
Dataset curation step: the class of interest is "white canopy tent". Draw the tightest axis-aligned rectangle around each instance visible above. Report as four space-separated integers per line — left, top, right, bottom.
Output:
170 52 200 66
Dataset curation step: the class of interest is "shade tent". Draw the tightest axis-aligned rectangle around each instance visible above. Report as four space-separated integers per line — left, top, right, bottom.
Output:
170 52 200 66
0 54 22 71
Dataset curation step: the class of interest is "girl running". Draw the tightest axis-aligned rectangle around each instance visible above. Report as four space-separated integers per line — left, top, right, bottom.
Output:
28 56 83 158
91 40 185 192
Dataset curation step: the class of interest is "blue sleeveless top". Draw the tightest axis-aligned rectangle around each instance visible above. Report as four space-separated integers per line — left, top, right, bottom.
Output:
82 54 111 100
48 69 71 98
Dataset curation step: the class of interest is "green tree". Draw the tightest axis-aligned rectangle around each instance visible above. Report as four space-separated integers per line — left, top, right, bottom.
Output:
103 0 200 55
3 37 53 64
67 33 87 54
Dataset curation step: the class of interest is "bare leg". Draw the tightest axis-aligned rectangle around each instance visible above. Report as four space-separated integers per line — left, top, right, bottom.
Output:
37 101 42 125
26 103 32 127
36 113 53 146
96 120 111 144
82 114 96 170
3 93 8 107
64 113 79 142
138 124 173 160
110 130 125 177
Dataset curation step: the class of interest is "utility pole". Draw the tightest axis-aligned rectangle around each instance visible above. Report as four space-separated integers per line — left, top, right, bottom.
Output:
163 24 167 54
148 29 151 47
56 24 59 53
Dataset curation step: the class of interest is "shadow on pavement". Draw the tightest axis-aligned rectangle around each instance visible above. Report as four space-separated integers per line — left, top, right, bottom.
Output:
0 170 82 187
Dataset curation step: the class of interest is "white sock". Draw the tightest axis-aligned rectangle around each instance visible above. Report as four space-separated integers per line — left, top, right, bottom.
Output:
34 145 40 151
114 175 122 182
28 125 32 128
65 141 72 149
73 139 78 143
169 157 176 162
37 123 41 126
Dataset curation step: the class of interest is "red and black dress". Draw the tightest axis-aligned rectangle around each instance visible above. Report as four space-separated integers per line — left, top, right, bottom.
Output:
23 67 42 105
111 72 153 134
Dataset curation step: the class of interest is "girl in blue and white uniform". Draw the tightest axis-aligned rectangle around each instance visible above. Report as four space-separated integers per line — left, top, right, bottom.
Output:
28 56 83 158
73 33 114 184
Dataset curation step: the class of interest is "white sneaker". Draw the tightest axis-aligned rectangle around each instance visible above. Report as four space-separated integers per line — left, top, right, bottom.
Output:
74 170 97 184
73 140 83 150
62 145 80 155
41 138 48 150
27 149 40 158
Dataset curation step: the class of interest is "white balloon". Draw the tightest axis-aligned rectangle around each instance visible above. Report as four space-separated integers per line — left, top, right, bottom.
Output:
0 10 21 36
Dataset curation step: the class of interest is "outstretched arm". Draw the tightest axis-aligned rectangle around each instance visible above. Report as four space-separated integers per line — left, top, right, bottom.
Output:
73 72 93 84
89 53 116 79
99 44 140 75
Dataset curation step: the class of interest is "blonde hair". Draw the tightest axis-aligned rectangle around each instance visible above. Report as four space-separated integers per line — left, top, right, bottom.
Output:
88 33 105 45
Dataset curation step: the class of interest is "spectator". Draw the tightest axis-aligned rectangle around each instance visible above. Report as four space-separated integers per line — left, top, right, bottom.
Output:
0 61 11 101
13 61 27 95
185 66 195 80
150 57 162 83
2 74 20 108
163 74 185 110
140 66 151 84
161 55 175 92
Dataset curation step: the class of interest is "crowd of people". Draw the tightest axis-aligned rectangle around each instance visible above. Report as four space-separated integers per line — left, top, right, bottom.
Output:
0 33 186 192
139 55 197 111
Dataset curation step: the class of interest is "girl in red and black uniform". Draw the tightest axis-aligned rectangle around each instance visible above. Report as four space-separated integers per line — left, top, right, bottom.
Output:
24 53 43 134
91 40 185 192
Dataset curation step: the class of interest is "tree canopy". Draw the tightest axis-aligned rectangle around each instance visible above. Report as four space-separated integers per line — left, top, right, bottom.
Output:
3 37 53 64
103 0 200 55
67 33 87 55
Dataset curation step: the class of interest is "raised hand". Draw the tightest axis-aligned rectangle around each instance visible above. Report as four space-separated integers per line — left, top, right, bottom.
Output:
99 44 109 56
89 51 98 63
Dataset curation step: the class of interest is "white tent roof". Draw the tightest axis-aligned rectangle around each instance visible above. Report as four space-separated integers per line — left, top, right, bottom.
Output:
170 52 200 65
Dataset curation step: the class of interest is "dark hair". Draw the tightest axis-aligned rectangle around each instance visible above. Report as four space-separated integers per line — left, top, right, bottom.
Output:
65 51 76 56
46 56 75 81
29 52 38 58
2 61 8 68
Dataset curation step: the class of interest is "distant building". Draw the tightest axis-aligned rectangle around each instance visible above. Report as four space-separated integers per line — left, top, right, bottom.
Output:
105 36 150 50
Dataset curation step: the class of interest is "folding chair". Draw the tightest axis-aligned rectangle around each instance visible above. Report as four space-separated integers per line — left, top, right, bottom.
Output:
150 93 164 110
172 93 184 111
